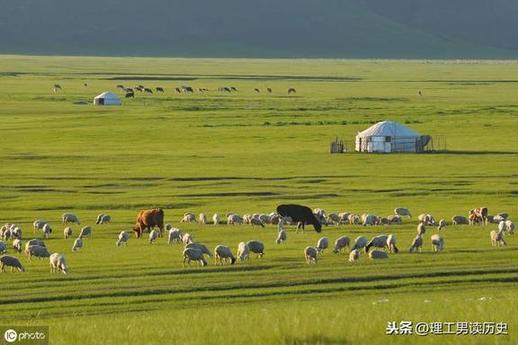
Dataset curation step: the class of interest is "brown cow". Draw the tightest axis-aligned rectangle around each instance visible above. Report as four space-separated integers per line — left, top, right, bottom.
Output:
469 207 488 225
133 208 164 238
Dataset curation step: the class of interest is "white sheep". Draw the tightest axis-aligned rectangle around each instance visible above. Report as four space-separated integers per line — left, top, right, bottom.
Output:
165 224 173 231
49 253 68 274
490 229 506 247
62 213 80 225
79 226 92 238
348 214 360 225
182 248 207 267
394 207 412 218
116 231 129 247
10 226 22 240
417 222 426 236
42 223 52 239
369 250 389 260
418 213 436 226
327 213 341 225
304 246 318 264
333 236 350 254
387 215 402 224
0 255 25 272
409 235 423 253
72 237 83 252
362 214 378 226
180 213 196 223
168 228 183 244
199 213 207 224
12 239 22 253
365 234 388 253
237 242 250 262
437 219 447 231
214 245 236 265
64 227 73 239
338 212 350 224
25 245 50 260
276 229 287 244
0 241 6 254
227 214 243 225
316 237 329 254
213 214 220 225
25 239 45 252
149 229 159 244
185 243 213 257
33 220 48 233
352 236 368 251
246 240 265 257
349 249 360 262
452 215 469 225
182 233 193 244
96 214 111 224
386 234 399 253
431 234 444 252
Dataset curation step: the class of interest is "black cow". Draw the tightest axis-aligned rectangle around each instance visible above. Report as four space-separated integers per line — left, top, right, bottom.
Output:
276 204 322 233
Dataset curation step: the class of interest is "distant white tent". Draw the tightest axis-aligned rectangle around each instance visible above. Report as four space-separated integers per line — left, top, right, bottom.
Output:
93 91 121 106
355 121 430 153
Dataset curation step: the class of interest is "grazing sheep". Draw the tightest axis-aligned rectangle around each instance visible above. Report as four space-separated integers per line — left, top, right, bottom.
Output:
316 237 329 254
276 229 287 244
49 253 68 274
199 213 207 224
214 245 236 265
431 234 444 252
348 214 360 225
362 214 378 226
394 207 412 218
25 245 50 260
165 224 173 231
237 242 250 262
10 226 22 240
352 236 368 251
409 235 423 253
183 248 207 267
78 226 92 238
386 234 399 253
185 243 213 257
494 213 508 223
96 214 111 224
437 219 447 231
182 233 193 244
149 230 159 244
62 213 80 225
333 236 350 254
0 255 25 272
227 214 243 225
349 249 360 262
116 231 129 247
498 220 506 232
181 213 196 223
365 235 389 253
505 220 515 235
213 214 220 225
0 241 6 254
72 238 83 252
327 213 341 225
12 239 22 253
418 213 436 226
337 212 350 224
387 215 402 224
304 246 318 264
246 240 265 257
33 220 48 233
25 239 45 251
417 222 426 236
42 223 52 239
168 228 183 244
64 227 73 239
452 215 469 225
490 229 506 247
250 218 265 228
269 213 281 225
368 250 389 260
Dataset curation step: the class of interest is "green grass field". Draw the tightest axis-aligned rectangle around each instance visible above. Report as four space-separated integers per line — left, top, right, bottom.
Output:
1 55 518 345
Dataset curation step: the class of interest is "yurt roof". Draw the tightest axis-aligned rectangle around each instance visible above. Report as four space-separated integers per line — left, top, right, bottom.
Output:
356 121 421 138
94 91 120 100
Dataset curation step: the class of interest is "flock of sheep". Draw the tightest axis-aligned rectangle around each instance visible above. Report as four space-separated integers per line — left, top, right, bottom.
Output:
0 206 514 274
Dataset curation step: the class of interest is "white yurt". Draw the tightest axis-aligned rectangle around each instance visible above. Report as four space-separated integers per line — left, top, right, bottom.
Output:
355 121 430 153
93 91 121 106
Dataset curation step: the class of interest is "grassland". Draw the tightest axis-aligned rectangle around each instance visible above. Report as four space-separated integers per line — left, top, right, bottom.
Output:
1 56 518 344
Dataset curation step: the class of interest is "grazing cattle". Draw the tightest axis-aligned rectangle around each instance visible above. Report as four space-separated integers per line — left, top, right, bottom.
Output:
133 208 165 238
144 88 153 94
116 84 125 90
230 87 238 92
125 92 134 98
156 87 164 93
288 88 296 94
219 87 232 93
267 88 272 93
470 207 488 225
276 204 322 233
182 86 194 93
254 88 261 93
53 84 62 90
84 83 88 87
175 87 182 94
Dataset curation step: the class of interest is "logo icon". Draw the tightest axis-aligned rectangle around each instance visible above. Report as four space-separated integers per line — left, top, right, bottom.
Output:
4 329 17 343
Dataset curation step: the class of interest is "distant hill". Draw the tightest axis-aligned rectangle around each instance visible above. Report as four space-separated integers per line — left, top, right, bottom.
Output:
1 0 518 58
